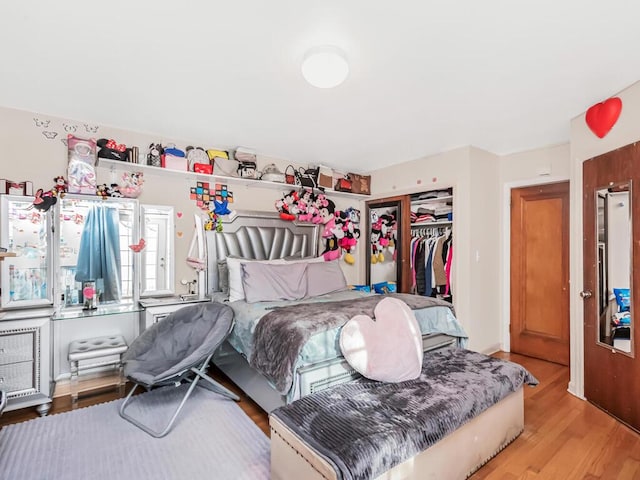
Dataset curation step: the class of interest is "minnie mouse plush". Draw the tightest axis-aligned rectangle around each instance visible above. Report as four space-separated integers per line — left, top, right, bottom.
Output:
319 199 343 261
370 218 384 264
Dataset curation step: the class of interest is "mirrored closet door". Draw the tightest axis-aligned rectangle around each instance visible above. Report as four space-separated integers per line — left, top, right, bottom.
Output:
583 141 640 433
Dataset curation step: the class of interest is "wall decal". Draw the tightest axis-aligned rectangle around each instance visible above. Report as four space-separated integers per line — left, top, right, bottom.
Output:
33 118 50 128
42 131 58 139
63 123 77 133
585 97 622 138
60 138 68 146
129 238 146 252
176 231 184 238
84 124 99 133
176 212 183 218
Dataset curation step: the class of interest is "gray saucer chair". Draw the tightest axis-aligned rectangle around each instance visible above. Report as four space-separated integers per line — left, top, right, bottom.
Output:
119 302 239 437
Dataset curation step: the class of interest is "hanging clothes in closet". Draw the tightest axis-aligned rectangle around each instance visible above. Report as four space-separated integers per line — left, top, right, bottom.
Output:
410 226 453 302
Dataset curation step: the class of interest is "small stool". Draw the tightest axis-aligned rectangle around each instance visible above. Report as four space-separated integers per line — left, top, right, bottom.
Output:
68 335 128 406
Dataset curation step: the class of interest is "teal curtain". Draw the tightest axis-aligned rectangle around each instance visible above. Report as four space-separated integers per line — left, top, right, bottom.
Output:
75 205 122 302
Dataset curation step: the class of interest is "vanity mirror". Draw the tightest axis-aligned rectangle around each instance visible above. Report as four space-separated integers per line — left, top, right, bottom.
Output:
595 182 633 354
57 195 137 308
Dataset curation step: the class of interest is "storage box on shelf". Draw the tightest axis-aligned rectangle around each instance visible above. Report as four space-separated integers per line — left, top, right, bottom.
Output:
97 159 370 199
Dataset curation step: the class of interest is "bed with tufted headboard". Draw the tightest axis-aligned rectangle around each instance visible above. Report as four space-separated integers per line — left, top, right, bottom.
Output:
206 211 465 413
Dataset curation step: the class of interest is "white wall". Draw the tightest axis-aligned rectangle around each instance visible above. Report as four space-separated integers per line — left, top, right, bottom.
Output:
370 147 503 349
370 142 574 355
0 106 366 292
468 147 501 353
498 144 571 352
569 79 640 398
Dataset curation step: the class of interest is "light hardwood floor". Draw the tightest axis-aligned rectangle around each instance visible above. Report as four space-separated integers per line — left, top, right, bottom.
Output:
1 352 639 479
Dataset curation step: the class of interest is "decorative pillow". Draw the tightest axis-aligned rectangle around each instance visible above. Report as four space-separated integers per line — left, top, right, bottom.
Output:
217 259 229 295
339 297 423 383
306 260 347 297
226 256 285 303
241 262 307 303
283 255 325 264
613 288 630 312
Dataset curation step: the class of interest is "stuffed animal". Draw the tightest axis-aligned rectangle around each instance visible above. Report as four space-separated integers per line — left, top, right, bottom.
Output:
318 199 343 261
275 190 300 221
296 188 317 222
213 199 232 216
96 183 109 199
310 193 329 224
32 188 57 212
336 210 359 265
106 183 123 197
204 210 223 232
119 171 144 198
97 138 130 162
370 218 384 264
147 143 163 167
52 176 68 196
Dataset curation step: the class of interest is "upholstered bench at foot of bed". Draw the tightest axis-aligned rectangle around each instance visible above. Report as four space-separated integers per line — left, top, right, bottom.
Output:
270 386 524 480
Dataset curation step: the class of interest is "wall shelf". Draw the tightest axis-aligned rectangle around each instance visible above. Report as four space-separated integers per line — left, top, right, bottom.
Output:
0 252 17 260
411 220 453 228
97 159 369 200
411 195 453 206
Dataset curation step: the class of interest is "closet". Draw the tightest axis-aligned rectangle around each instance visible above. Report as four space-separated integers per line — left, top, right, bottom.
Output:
365 188 454 302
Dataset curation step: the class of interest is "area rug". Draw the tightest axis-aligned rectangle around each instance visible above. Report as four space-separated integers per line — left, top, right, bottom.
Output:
0 385 270 480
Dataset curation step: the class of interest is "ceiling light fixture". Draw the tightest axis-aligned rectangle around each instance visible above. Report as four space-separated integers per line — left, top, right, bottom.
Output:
301 46 349 89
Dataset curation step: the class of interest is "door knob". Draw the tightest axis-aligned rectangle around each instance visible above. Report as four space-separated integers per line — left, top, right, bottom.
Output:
580 290 593 299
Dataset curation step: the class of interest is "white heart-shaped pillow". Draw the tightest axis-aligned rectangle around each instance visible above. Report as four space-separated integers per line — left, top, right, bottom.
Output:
339 297 423 383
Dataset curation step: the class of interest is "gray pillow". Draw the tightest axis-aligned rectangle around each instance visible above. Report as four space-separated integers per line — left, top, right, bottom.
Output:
217 259 229 295
241 262 307 303
306 261 347 297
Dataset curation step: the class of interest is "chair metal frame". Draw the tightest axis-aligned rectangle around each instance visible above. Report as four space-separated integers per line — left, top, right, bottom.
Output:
119 351 239 438
118 309 239 438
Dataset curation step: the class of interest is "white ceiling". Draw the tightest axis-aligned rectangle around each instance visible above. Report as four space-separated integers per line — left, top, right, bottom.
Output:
2 1 640 173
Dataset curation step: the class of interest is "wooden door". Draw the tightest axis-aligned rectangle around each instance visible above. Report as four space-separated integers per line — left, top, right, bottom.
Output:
365 195 411 293
510 182 570 365
583 142 640 433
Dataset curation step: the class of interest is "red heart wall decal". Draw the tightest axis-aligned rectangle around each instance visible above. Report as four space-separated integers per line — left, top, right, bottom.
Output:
585 97 622 138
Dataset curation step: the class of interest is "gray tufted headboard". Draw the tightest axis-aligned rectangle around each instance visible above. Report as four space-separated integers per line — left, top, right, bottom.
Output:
205 210 320 294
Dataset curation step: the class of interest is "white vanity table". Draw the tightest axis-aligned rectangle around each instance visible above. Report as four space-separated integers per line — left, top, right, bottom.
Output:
0 307 52 416
139 296 211 332
0 192 194 415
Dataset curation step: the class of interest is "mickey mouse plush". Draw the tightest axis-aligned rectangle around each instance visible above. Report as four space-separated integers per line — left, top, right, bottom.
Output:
275 190 300 221
147 143 163 167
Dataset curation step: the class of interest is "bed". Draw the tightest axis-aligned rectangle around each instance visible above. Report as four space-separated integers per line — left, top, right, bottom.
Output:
207 211 467 412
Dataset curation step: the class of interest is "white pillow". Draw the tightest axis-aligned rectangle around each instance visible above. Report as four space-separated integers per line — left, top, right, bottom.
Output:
226 256 286 303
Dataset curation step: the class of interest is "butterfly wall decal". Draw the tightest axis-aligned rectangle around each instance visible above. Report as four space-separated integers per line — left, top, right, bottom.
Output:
129 238 146 253
42 131 58 139
84 124 99 133
33 118 50 128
